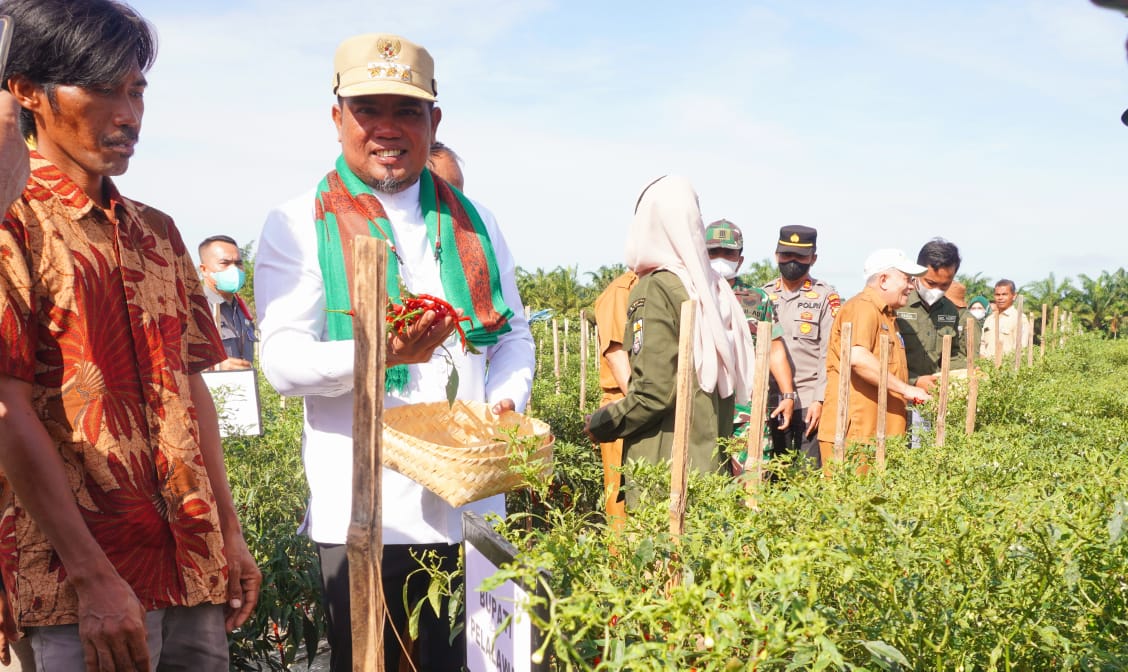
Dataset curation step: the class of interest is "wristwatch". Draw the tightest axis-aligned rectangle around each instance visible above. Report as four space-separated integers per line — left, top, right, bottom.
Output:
779 392 799 401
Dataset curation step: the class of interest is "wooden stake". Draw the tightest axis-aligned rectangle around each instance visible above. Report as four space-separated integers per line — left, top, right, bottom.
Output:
993 311 1002 368
669 300 696 542
936 335 952 448
1046 304 1055 347
833 323 853 464
579 310 588 411
347 237 388 672
965 317 978 436
1027 313 1034 368
552 318 560 395
875 334 890 471
1013 295 1024 372
1040 304 1047 360
742 320 773 501
563 318 570 371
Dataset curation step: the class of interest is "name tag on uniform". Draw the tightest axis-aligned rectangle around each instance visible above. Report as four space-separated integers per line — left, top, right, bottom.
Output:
938 315 957 323
896 312 916 320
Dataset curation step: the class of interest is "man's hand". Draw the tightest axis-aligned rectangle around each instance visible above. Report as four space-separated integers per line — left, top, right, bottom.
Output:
770 398 794 431
902 385 931 404
804 401 823 437
222 530 262 632
0 92 29 213
387 309 457 366
76 575 149 672
0 588 16 666
915 374 937 392
491 399 515 416
215 357 252 371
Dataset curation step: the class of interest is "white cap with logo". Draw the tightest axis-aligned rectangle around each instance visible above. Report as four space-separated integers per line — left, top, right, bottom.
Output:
863 248 927 278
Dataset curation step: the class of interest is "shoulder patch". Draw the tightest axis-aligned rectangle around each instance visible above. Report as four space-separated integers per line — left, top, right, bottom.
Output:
827 293 842 317
631 318 643 354
626 298 646 320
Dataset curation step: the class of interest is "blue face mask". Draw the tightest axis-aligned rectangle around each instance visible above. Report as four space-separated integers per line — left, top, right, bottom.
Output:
212 266 246 293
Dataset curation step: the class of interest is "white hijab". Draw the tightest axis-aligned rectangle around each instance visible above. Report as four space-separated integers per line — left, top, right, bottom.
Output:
624 175 754 401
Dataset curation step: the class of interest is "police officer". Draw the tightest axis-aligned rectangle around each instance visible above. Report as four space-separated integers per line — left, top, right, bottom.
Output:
704 220 796 453
762 225 840 467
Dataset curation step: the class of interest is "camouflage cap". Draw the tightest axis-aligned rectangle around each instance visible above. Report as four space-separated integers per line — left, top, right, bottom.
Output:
704 219 743 250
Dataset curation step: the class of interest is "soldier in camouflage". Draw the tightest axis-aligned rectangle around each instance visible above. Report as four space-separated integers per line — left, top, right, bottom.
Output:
704 220 796 468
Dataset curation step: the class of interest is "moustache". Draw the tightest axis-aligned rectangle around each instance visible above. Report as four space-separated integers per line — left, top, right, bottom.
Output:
102 130 139 146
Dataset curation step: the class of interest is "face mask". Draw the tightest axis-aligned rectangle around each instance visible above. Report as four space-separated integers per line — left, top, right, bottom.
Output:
969 306 986 320
710 257 740 280
918 287 946 306
211 266 246 293
778 260 810 282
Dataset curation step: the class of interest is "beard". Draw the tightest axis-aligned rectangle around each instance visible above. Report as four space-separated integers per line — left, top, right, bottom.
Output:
369 171 420 194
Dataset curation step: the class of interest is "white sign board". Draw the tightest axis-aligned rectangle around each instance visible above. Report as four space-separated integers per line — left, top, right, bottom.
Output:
201 369 262 437
464 513 547 672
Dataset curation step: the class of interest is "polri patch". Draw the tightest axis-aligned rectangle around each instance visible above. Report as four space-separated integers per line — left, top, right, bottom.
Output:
827 292 842 317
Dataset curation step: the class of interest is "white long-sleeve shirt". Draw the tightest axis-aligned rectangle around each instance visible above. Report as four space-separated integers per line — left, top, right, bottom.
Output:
254 180 534 545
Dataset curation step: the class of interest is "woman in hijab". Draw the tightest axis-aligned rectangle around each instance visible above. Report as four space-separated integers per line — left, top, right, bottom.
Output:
584 175 755 499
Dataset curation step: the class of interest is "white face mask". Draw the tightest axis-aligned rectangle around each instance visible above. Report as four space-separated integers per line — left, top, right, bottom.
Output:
918 286 946 306
970 306 987 320
709 257 740 280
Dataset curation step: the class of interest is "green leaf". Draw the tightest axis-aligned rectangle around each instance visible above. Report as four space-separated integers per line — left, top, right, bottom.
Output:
1109 496 1125 545
863 640 910 670
427 575 443 616
445 366 459 407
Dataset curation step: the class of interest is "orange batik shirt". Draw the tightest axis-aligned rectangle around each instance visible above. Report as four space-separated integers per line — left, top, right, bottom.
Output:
0 152 229 627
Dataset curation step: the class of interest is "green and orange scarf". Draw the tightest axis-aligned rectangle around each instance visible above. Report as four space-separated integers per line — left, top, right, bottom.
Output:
314 156 512 391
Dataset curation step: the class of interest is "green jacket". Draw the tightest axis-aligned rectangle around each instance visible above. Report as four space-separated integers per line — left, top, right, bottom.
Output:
587 270 733 475
895 290 967 384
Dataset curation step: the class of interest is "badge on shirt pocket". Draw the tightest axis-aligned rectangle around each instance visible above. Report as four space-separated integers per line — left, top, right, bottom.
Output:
632 318 643 354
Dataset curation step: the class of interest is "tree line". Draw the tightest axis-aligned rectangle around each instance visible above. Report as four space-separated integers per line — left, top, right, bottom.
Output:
516 263 1128 337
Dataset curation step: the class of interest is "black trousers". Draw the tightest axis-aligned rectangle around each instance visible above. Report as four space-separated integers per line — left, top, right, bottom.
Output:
316 542 465 672
769 404 821 468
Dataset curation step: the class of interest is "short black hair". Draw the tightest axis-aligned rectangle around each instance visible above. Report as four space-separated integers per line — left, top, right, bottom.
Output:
994 278 1016 293
198 235 239 257
916 238 961 272
2 0 157 138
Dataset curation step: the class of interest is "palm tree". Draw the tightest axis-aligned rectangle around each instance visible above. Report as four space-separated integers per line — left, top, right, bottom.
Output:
516 265 591 315
958 272 993 303
738 257 777 288
1067 271 1124 335
585 264 628 297
1021 272 1074 313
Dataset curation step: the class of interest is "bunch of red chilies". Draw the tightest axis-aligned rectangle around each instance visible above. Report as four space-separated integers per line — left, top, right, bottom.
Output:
386 293 476 352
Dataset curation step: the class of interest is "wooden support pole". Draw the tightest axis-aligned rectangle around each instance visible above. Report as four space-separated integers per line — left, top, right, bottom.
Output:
742 320 773 501
1040 304 1047 360
669 300 697 543
993 312 1002 368
965 317 979 436
936 335 952 448
1027 313 1035 368
563 318 570 371
875 334 890 471
833 323 853 465
1013 295 1024 372
552 318 560 394
1052 305 1061 349
579 310 588 411
347 237 388 672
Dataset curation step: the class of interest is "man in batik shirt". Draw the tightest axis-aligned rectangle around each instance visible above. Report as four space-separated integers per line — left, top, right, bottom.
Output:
0 1 260 669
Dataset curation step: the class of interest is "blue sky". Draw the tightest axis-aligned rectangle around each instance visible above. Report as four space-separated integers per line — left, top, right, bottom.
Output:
120 0 1128 296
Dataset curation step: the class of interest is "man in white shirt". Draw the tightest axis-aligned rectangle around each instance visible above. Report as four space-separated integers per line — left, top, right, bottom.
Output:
254 33 534 671
979 279 1032 360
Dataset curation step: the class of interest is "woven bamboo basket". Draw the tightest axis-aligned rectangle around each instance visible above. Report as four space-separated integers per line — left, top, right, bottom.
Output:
381 400 554 508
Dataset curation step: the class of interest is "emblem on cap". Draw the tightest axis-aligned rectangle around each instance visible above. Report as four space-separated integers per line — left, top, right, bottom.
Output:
790 234 800 243
367 38 413 83
378 38 401 59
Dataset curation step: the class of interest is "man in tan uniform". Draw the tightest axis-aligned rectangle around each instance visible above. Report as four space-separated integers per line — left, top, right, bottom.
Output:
818 250 931 469
592 270 637 526
979 279 1032 361
762 225 840 467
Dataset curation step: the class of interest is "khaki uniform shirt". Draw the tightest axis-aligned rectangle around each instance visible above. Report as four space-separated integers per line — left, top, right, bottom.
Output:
895 290 966 383
817 286 909 445
586 271 732 473
979 306 1033 359
593 271 637 394
762 277 841 408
